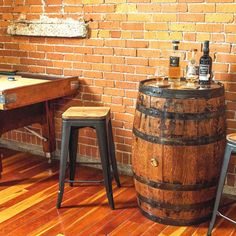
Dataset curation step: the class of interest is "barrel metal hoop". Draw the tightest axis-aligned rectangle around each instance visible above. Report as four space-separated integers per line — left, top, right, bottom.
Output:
139 79 224 99
136 103 225 120
137 193 214 211
138 204 212 226
133 172 217 191
133 127 226 146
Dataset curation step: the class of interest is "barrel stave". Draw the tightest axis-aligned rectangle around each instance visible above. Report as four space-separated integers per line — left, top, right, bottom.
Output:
132 138 224 186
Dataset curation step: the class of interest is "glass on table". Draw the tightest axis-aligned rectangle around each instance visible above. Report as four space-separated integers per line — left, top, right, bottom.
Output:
185 65 199 88
153 66 168 87
186 75 198 85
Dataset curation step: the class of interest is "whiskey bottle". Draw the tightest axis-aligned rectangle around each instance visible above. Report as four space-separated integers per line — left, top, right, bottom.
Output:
169 40 181 81
199 41 212 85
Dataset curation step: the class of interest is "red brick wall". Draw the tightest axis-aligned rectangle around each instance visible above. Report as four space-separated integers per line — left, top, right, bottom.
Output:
1 0 236 185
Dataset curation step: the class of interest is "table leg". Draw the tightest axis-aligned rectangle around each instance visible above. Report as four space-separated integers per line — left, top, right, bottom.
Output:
41 101 56 163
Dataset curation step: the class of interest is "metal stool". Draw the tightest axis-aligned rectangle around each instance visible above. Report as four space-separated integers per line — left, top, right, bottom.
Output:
56 107 121 210
207 133 236 236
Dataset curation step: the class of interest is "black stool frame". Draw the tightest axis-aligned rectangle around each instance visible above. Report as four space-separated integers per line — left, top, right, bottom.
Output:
57 117 120 210
207 139 236 235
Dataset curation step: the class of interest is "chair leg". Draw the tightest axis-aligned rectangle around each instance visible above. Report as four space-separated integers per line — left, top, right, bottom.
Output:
207 144 233 236
96 121 114 210
69 128 79 187
107 119 121 187
56 120 71 209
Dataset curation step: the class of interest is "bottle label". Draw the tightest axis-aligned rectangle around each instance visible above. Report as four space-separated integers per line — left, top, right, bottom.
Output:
170 56 180 67
199 64 209 81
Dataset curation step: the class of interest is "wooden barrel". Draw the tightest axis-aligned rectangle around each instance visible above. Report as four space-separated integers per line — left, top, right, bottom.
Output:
132 78 226 226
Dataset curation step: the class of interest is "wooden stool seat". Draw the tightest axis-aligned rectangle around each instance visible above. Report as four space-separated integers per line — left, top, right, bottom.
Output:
57 106 120 210
62 107 110 120
227 133 236 144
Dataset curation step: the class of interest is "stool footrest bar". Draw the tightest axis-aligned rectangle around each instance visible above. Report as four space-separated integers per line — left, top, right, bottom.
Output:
217 211 236 224
78 162 101 165
65 179 104 184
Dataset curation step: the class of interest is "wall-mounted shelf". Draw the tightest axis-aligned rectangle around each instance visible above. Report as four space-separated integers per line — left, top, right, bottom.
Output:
7 16 88 38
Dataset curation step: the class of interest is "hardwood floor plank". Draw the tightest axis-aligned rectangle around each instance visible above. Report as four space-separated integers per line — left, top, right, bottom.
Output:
178 226 198 236
0 161 57 190
156 226 187 236
0 184 57 223
2 187 93 235
24 186 118 235
0 147 236 236
2 170 106 234
229 228 236 235
75 188 137 236
0 209 44 235
109 220 140 235
0 187 28 205
0 169 57 205
91 207 138 235
2 153 37 174
138 222 166 236
78 209 127 236
130 220 156 236
55 187 129 235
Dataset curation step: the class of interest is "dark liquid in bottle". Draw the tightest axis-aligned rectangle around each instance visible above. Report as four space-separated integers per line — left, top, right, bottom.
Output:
199 41 212 85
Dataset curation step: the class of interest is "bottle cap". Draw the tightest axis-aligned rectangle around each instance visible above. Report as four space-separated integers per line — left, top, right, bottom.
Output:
172 40 180 44
204 40 209 46
172 40 180 50
203 41 209 52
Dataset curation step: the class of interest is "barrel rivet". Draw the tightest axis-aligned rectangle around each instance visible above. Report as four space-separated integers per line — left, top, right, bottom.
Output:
151 158 159 167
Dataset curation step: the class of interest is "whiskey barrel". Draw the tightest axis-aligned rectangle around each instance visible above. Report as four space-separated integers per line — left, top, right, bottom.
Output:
132 78 226 226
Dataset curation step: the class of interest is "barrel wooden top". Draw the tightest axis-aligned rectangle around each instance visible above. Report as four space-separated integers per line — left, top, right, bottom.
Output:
0 76 48 92
139 78 224 99
62 107 111 120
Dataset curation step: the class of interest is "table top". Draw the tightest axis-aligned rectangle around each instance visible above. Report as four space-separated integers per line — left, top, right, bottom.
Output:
0 76 49 92
0 73 79 110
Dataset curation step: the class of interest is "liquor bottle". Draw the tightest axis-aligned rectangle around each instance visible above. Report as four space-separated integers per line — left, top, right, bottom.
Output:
168 40 181 81
198 40 212 85
186 49 198 84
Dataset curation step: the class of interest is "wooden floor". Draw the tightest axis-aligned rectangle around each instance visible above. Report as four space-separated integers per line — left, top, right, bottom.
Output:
0 147 236 236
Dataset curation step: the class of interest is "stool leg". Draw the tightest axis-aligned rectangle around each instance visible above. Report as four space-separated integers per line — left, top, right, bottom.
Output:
56 121 71 209
207 143 233 236
69 128 79 187
96 121 115 210
107 119 121 187
0 155 2 178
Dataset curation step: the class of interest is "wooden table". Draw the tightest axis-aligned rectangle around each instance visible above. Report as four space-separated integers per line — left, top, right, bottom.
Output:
0 72 79 175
